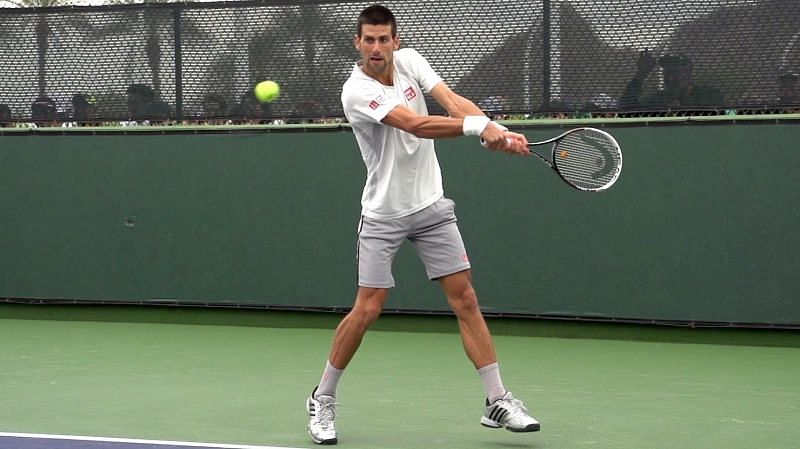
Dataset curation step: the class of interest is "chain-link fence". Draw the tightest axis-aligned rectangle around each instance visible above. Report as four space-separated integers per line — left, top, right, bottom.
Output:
0 0 798 124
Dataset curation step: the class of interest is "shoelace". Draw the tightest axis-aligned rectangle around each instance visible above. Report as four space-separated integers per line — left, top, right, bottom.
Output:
314 400 340 430
499 396 529 419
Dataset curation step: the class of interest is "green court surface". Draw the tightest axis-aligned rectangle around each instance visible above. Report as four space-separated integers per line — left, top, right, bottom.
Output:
1 306 799 449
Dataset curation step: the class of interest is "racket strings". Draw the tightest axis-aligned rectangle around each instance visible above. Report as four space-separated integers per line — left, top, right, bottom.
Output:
553 131 621 190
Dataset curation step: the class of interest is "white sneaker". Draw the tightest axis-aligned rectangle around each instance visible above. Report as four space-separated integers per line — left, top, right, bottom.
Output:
306 387 338 445
481 391 540 432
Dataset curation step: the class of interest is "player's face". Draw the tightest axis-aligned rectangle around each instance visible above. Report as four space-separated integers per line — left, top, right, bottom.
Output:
355 24 399 77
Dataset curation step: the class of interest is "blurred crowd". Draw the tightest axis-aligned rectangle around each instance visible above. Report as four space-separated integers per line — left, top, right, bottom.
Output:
0 83 345 129
481 54 799 121
1 58 798 129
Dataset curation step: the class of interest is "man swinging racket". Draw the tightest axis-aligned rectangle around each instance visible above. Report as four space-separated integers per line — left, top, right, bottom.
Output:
305 4 540 445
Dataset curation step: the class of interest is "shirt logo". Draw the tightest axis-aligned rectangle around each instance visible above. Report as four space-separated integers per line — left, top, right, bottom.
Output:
404 87 417 100
368 94 385 110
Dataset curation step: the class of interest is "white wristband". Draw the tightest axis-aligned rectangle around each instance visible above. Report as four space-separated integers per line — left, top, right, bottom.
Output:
462 115 491 136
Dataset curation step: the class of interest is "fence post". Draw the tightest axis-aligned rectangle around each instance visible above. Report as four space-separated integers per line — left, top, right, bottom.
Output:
173 5 183 120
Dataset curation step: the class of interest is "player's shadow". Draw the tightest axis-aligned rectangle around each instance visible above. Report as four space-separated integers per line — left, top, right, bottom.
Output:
477 440 541 448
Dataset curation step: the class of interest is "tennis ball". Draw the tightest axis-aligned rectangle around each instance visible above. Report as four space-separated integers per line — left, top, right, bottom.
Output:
254 80 280 103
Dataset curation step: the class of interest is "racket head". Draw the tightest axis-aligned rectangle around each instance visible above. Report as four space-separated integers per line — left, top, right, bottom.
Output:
549 127 622 192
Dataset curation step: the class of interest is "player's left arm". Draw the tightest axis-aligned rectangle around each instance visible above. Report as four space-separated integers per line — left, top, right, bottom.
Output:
429 82 484 119
429 81 527 152
380 105 526 155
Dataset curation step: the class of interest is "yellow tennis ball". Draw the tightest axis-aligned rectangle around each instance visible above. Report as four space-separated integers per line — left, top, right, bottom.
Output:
254 80 280 103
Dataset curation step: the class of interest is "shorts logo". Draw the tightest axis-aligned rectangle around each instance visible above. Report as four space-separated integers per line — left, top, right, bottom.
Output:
461 254 469 263
404 87 416 100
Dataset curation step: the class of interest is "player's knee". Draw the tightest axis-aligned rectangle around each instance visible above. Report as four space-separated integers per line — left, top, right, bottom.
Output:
448 287 479 315
352 289 386 326
357 302 383 324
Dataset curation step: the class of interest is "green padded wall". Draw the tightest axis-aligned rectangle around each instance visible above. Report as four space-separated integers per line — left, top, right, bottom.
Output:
1 123 798 325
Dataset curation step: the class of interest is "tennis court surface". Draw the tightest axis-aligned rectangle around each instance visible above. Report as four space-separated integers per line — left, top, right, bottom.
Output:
0 433 298 449
1 306 799 449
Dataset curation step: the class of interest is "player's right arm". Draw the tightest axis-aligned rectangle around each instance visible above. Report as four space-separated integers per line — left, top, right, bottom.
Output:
342 75 526 154
380 105 464 138
381 105 527 155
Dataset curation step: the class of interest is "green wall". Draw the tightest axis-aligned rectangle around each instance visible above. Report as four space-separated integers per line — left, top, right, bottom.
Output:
1 123 798 325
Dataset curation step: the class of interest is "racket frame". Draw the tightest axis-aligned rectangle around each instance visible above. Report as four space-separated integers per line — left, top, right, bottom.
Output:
528 127 622 192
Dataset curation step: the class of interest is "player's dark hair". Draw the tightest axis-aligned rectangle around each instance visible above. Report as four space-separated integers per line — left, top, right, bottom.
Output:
357 4 396 37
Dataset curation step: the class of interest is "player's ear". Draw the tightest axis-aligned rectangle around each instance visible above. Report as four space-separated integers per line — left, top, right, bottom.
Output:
393 36 400 50
353 35 360 50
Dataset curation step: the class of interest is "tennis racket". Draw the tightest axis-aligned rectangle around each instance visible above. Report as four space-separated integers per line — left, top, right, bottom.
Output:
481 128 622 192
523 127 622 192
528 128 622 192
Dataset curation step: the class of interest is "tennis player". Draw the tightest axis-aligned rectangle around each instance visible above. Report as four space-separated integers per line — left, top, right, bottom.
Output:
306 4 540 445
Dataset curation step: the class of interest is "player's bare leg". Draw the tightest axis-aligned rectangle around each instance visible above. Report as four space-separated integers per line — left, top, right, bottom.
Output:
439 270 496 368
307 287 389 445
440 270 540 432
328 287 389 369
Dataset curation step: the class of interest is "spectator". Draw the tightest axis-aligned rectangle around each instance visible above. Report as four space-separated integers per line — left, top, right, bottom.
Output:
31 95 57 126
620 51 723 110
582 94 618 119
777 72 799 106
201 92 228 124
478 95 509 120
0 104 12 127
230 90 271 124
71 93 97 125
126 83 173 123
126 83 154 120
289 99 323 124
539 99 570 119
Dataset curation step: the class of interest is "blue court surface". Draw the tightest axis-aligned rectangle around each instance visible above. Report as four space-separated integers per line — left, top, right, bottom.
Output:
0 433 301 449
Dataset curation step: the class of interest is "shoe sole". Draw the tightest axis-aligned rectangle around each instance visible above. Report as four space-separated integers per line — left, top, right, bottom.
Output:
481 416 540 432
308 431 338 445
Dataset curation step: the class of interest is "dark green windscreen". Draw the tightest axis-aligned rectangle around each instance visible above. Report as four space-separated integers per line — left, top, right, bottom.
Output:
1 123 798 325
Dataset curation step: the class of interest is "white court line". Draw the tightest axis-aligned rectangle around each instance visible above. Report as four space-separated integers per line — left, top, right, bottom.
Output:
0 432 306 449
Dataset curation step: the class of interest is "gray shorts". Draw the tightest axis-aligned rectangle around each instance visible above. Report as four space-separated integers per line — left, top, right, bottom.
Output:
357 197 471 288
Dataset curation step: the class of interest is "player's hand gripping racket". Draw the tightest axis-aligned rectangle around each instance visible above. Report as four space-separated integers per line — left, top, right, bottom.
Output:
485 127 622 191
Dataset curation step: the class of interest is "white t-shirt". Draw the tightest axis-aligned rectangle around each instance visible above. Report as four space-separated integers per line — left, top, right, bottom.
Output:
341 48 445 219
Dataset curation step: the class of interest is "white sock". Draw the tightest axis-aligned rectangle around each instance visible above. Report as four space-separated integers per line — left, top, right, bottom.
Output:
315 360 343 399
477 362 506 404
